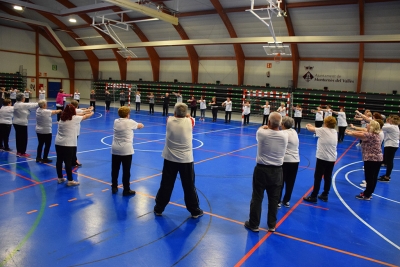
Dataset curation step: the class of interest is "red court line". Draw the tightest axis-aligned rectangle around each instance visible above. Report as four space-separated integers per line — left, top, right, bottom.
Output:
49 204 59 208
26 210 37 214
0 166 39 184
235 139 358 266
68 198 77 202
0 184 37 197
300 202 329 210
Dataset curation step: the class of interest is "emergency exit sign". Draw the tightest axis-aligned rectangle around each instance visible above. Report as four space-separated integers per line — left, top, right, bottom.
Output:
52 65 57 71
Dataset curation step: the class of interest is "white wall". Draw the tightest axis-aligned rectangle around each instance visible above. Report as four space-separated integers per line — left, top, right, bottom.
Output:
297 61 358 91
198 60 237 84
126 61 153 81
0 51 35 76
39 56 69 79
75 62 93 99
244 60 292 87
0 26 35 53
99 61 121 80
159 60 192 83
362 63 400 94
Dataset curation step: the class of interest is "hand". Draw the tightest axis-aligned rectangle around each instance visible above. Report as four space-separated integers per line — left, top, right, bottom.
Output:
349 124 354 128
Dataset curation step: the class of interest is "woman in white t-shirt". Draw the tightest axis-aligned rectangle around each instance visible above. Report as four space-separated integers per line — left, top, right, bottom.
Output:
35 100 62 163
222 97 232 123
73 90 80 104
111 106 144 195
24 89 31 103
293 104 302 133
333 107 348 143
311 106 324 128
379 115 400 182
243 101 251 125
39 88 46 100
322 105 332 118
303 116 338 203
279 117 300 208
277 102 286 117
55 104 93 186
9 88 17 105
198 96 206 121
135 91 141 112
261 101 270 126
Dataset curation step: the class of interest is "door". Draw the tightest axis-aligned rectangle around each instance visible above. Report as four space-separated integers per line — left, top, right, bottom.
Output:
48 82 61 98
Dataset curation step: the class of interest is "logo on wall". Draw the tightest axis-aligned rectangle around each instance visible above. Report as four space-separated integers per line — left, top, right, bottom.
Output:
303 66 314 82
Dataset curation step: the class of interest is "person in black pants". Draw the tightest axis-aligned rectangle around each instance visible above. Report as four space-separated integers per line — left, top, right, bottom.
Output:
119 90 126 107
293 104 302 133
0 87 5 108
35 100 62 163
90 90 96 111
243 101 251 125
379 115 400 182
154 103 203 218
111 106 144 195
148 92 155 114
161 92 170 116
0 99 13 151
187 95 197 118
105 89 111 113
279 117 300 208
209 96 218 122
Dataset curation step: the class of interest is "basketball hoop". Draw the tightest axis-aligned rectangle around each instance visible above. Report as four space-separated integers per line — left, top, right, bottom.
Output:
126 56 132 62
274 53 282 64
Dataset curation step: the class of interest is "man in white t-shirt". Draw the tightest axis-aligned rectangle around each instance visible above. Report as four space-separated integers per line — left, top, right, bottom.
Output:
245 112 288 232
154 103 203 218
111 106 144 195
222 97 232 123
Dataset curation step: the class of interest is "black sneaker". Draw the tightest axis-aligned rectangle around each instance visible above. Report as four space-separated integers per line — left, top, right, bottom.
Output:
36 158 42 163
244 221 259 232
191 209 204 219
268 227 276 232
122 190 136 196
318 194 328 202
303 195 317 203
355 192 371 200
3 148 12 152
41 158 53 163
378 176 390 182
154 210 162 216
111 187 118 194
277 202 282 208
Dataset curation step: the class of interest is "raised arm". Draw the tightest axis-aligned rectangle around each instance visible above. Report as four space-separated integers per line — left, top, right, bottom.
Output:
305 123 316 133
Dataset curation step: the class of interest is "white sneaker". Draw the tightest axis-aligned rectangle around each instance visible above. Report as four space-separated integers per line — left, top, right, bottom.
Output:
356 143 361 147
362 180 366 183
360 183 366 188
67 180 80 186
313 134 316 138
58 178 66 184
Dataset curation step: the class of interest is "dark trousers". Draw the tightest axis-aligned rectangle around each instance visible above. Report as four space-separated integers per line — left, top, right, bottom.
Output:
212 108 218 122
111 154 132 191
262 115 269 125
294 117 302 133
200 109 206 119
0 98 3 108
363 161 381 198
36 133 52 159
55 145 74 181
244 114 250 124
163 104 169 116
56 106 63 121
190 107 197 118
71 136 79 165
11 99 16 106
315 121 323 127
149 103 154 114
120 101 125 107
311 158 335 197
338 126 346 142
135 102 140 112
13 124 28 154
0 124 12 149
383 147 398 177
249 164 282 228
25 98 29 103
105 101 111 111
90 101 96 111
154 159 201 215
225 111 231 123
280 162 299 203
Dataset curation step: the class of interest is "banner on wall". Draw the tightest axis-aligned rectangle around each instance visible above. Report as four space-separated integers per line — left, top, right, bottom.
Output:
302 66 355 84
29 78 36 91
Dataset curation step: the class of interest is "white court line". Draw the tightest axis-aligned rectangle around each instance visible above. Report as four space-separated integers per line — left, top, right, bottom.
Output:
344 168 400 204
332 161 400 250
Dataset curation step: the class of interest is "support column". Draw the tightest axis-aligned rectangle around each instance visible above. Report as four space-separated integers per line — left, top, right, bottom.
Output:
35 29 40 98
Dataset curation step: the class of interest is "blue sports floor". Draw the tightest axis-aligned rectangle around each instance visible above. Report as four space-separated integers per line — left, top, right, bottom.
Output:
1 102 399 267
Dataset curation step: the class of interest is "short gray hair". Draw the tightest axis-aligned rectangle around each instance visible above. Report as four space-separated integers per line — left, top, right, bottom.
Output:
174 103 188 117
38 100 47 108
16 93 25 102
268 112 282 128
281 116 294 129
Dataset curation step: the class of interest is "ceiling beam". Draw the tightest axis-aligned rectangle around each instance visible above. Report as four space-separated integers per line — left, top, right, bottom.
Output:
210 0 245 86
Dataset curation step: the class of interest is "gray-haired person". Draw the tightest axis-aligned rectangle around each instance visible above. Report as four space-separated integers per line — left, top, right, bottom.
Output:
245 112 288 232
13 93 38 157
154 103 203 218
36 100 62 163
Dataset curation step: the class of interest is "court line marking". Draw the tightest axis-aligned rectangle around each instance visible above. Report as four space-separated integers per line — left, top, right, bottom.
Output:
0 166 40 184
333 161 400 251
300 203 329 210
235 139 359 266
345 168 400 204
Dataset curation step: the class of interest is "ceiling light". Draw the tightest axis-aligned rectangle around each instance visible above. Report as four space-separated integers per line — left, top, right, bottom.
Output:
69 18 77 23
13 5 23 10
